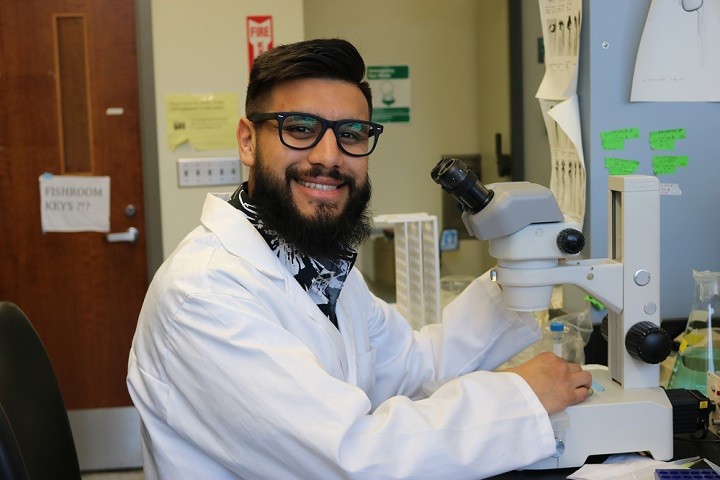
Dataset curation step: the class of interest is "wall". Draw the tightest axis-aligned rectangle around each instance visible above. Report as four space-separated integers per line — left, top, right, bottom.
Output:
304 0 511 278
149 0 305 257
579 0 720 319
144 1 513 283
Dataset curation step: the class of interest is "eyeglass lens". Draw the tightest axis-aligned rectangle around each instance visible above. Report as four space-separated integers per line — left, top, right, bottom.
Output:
280 114 377 156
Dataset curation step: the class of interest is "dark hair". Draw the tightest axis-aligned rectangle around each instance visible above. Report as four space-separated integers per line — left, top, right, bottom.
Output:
245 38 373 118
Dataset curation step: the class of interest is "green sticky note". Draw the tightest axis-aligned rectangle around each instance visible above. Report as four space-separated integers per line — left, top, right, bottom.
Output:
652 164 677 175
649 128 686 151
604 157 640 175
585 295 606 311
600 128 640 150
652 139 676 150
652 155 689 175
601 139 626 150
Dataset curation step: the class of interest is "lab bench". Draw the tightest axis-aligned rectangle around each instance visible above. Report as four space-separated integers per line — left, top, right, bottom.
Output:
490 433 720 479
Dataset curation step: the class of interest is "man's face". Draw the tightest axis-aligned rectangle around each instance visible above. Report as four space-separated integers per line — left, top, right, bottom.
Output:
238 78 374 256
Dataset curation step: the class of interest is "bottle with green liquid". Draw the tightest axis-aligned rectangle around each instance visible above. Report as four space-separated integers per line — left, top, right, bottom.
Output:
668 270 720 395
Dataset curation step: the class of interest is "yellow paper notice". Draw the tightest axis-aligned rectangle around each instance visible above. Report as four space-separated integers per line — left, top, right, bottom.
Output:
166 93 238 151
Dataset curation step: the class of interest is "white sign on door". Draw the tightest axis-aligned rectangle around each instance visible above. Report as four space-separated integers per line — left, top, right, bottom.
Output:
39 174 110 233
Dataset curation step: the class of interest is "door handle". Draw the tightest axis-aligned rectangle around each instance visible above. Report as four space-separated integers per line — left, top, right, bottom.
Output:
106 227 139 243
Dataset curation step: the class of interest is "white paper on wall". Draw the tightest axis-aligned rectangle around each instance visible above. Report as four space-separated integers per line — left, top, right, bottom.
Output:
536 0 583 100
539 95 586 225
631 0 720 102
536 0 586 226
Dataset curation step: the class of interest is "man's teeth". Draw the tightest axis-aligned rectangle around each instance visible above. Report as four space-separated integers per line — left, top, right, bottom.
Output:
298 180 338 191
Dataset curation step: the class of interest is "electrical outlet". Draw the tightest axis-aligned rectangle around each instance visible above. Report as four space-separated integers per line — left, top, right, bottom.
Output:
177 157 242 187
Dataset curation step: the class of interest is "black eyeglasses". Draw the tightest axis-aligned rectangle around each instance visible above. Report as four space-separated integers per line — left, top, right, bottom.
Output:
248 112 384 157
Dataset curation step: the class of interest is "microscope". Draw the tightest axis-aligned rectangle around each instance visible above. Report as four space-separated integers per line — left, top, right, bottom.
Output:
431 158 674 468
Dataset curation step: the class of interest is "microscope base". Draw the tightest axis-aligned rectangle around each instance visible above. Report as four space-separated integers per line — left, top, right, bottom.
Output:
525 365 673 469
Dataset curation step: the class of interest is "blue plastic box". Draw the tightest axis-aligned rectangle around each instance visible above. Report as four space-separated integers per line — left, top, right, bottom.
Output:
655 470 720 480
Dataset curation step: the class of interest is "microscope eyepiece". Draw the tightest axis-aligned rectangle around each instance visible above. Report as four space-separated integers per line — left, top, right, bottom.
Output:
431 157 494 214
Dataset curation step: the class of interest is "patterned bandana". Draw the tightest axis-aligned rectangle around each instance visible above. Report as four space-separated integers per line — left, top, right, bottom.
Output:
228 183 357 330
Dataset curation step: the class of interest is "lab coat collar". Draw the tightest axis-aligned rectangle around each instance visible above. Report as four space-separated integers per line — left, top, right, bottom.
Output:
200 192 285 280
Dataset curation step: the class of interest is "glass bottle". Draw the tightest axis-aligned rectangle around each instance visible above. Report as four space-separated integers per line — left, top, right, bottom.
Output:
667 270 720 394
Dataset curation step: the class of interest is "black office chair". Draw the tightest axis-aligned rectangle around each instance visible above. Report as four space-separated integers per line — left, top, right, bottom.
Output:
0 301 81 479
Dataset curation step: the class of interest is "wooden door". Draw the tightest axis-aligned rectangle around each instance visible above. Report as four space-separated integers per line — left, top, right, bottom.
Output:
0 0 146 410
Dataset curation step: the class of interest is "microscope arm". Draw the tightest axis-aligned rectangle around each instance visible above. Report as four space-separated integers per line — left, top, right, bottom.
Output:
492 259 623 313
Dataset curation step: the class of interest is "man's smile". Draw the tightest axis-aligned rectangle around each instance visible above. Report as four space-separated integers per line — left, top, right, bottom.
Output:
297 180 341 191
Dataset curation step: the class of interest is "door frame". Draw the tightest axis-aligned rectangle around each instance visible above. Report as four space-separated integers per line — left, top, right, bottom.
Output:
70 0 160 472
135 0 163 280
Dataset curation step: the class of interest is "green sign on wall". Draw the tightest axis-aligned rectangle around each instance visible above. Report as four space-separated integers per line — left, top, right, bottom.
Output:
367 65 411 123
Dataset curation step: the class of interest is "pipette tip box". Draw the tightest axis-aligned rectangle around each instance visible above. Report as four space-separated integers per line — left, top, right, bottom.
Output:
655 470 720 480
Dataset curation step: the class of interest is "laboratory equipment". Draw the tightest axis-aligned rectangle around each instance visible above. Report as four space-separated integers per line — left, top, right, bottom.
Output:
550 321 565 358
374 213 441 329
707 371 720 436
668 270 720 395
431 157 673 469
655 470 720 480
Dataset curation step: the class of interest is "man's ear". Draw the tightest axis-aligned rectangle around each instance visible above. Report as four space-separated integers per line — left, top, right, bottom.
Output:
237 117 255 167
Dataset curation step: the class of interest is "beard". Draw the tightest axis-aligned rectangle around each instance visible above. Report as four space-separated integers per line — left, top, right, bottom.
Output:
250 152 373 258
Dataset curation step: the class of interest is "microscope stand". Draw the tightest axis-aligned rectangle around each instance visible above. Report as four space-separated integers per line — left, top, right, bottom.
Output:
526 365 673 469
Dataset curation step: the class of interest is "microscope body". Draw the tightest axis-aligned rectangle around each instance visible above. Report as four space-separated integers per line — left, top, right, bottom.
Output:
432 159 673 468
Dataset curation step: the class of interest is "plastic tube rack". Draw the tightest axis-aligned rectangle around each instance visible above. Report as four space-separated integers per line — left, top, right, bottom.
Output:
374 213 441 329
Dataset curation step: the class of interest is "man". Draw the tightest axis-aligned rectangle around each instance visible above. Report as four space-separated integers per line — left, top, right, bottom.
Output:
127 38 591 479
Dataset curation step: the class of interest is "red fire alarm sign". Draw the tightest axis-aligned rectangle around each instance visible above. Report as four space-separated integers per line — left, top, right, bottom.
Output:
247 16 274 71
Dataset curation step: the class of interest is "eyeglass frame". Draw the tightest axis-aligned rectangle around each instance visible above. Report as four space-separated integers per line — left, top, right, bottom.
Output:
247 111 384 157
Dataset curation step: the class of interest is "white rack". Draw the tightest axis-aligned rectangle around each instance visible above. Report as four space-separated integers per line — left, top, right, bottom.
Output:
374 213 441 329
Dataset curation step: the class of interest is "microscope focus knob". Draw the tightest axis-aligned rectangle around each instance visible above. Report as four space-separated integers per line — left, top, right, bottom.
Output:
625 321 672 364
556 228 585 255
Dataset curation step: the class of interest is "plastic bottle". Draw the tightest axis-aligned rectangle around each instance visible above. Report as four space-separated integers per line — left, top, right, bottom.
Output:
550 321 565 358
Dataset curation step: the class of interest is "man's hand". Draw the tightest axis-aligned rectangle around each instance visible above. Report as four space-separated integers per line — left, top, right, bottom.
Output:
501 351 592 415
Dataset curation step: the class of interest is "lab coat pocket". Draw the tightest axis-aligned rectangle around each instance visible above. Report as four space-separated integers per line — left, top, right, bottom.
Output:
355 347 377 397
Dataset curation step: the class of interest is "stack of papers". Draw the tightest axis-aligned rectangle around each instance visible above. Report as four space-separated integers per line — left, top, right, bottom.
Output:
568 454 705 480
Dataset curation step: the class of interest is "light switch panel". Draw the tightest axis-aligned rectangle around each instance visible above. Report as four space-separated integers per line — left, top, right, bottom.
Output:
177 157 242 187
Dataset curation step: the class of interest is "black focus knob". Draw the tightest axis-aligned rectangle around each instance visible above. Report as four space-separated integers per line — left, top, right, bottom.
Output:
625 321 672 364
556 228 585 255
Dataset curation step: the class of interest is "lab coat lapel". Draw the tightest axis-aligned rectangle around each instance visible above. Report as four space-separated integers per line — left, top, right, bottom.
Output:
335 301 357 386
284 275 350 381
335 291 377 397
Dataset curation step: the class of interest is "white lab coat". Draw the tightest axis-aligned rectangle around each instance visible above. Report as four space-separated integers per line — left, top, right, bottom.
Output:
127 193 556 480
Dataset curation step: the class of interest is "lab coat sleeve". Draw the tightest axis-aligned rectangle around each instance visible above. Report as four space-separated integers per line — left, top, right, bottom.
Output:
362 270 544 402
436 270 544 375
130 286 555 480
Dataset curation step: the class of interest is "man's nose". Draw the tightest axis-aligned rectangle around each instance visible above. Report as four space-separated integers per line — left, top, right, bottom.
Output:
307 128 344 167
